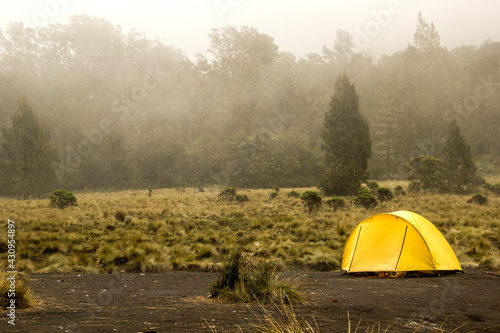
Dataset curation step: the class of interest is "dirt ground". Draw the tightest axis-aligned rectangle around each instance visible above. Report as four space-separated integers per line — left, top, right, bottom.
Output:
3 268 500 332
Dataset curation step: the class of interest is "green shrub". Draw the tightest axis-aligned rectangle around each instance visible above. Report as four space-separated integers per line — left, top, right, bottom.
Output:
357 192 378 208
394 185 406 196
366 181 379 192
147 188 153 198
50 189 77 209
287 190 300 198
358 187 371 195
325 197 345 211
467 193 488 205
218 187 236 202
270 191 278 199
273 187 280 193
235 194 249 202
377 187 394 204
485 183 500 195
300 191 322 214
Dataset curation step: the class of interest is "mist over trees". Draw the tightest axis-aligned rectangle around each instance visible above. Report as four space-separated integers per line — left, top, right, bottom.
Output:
0 14 499 197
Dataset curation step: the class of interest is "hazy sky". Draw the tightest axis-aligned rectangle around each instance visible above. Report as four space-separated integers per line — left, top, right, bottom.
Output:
1 0 500 60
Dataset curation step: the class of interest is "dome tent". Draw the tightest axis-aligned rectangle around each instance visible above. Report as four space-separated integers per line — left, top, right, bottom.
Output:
342 211 462 276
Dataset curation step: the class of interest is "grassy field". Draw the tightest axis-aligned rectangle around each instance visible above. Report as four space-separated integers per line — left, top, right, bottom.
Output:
1 183 499 274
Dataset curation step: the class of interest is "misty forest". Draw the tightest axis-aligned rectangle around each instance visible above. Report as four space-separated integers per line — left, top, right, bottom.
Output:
1 13 499 198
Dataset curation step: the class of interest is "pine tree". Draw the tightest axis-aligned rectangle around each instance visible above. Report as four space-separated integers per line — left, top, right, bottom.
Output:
443 120 477 192
1 96 59 198
321 73 371 195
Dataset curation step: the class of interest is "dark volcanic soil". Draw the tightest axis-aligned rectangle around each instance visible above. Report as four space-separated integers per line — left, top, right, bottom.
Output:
3 268 500 332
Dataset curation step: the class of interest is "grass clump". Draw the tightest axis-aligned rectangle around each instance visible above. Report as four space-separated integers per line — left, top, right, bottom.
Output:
210 248 303 305
0 265 34 309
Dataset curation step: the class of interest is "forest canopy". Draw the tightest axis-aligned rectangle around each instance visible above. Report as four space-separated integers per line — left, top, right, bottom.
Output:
0 14 499 196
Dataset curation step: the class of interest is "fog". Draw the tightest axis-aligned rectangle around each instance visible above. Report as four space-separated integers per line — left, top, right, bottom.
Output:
0 1 499 197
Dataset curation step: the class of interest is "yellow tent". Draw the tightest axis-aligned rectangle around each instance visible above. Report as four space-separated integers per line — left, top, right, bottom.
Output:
342 210 462 275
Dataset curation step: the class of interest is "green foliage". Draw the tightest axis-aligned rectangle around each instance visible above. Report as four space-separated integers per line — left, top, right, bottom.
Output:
235 194 249 202
406 155 448 191
287 190 300 198
366 181 379 191
273 187 280 193
377 187 394 204
300 191 322 214
147 188 153 198
467 193 488 205
443 120 478 192
321 73 371 196
325 197 345 211
485 183 500 195
218 187 236 202
1 96 59 198
357 192 378 209
50 189 77 209
394 185 407 196
270 191 279 199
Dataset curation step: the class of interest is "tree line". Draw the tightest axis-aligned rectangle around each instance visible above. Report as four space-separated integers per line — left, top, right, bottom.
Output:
0 14 499 198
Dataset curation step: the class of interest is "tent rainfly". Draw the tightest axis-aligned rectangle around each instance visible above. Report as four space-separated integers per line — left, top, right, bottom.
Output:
341 210 462 275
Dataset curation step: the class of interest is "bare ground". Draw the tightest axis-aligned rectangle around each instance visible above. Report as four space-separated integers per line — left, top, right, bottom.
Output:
3 268 500 332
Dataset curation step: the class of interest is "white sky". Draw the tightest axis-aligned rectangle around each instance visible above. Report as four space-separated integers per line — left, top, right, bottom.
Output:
1 0 500 60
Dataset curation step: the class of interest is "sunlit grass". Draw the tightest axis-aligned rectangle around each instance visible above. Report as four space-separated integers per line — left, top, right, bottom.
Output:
0 185 499 273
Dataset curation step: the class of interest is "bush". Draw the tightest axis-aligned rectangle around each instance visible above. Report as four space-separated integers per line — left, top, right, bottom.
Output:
485 183 500 195
50 189 77 209
235 194 249 202
357 192 378 209
270 191 278 199
394 185 406 196
366 181 379 192
273 187 280 193
467 193 488 205
218 187 236 202
377 187 394 204
325 197 345 211
287 190 300 198
115 210 127 222
358 187 371 196
300 191 322 214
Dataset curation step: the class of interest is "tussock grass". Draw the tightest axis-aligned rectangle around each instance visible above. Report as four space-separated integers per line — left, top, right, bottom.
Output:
210 248 304 304
0 185 499 273
0 264 33 308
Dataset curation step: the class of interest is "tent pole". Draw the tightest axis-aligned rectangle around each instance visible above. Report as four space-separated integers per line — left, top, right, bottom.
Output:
348 226 362 272
394 226 408 273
